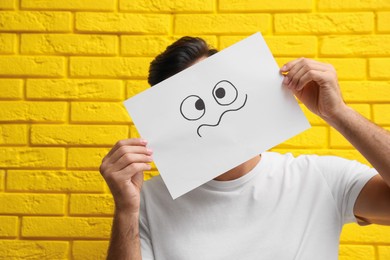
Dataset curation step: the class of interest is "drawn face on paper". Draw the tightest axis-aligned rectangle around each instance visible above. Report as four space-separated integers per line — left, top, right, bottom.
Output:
180 80 248 137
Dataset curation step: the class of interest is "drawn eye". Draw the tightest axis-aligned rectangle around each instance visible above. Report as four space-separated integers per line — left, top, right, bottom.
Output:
212 80 238 106
180 95 206 121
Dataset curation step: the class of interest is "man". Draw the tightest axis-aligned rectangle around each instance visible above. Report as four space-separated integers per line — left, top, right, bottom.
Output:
100 37 390 259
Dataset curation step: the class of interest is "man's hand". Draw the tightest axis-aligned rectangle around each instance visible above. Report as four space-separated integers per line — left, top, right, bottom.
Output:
100 138 153 214
281 58 390 226
100 138 152 260
280 58 346 122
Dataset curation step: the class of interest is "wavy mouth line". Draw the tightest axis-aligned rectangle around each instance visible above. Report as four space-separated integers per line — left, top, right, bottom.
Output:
196 94 248 138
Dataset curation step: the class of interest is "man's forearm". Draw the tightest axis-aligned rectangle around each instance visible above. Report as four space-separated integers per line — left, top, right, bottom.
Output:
327 105 390 187
107 210 142 260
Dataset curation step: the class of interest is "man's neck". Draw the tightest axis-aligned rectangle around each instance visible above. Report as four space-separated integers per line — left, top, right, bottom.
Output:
214 155 261 181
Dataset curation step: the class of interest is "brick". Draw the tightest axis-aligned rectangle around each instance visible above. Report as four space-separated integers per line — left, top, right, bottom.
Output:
275 13 373 34
76 13 170 34
7 170 105 192
71 102 130 123
73 241 109 260
26 79 123 101
21 34 118 55
0 79 23 99
318 0 390 10
320 35 390 56
274 126 327 149
0 147 65 168
174 35 218 48
70 194 114 215
67 148 110 169
0 193 65 214
0 170 4 191
341 223 390 243
348 104 371 118
0 216 17 237
373 104 390 125
126 80 150 98
0 0 15 9
121 35 218 56
0 240 68 259
130 125 140 138
31 125 128 146
300 105 326 125
0 56 65 77
0 11 71 32
22 217 112 238
338 245 375 260
70 57 152 78
319 59 366 80
378 12 390 32
120 0 214 12
220 35 317 56
22 0 115 10
174 14 270 34
0 102 67 122
0 33 16 53
0 125 27 145
330 104 371 148
219 0 312 11
340 81 390 102
379 246 390 260
144 170 159 181
121 36 173 56
369 58 390 79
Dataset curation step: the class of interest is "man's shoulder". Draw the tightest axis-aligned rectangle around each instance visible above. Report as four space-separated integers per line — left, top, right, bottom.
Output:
263 152 357 176
266 151 347 165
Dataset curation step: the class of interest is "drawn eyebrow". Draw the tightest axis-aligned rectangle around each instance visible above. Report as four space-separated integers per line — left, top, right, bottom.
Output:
196 94 248 137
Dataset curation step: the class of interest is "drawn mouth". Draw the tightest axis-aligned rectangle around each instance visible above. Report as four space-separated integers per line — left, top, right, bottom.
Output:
196 94 248 137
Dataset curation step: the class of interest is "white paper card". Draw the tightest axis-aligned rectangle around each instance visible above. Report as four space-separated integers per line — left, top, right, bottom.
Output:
124 32 311 199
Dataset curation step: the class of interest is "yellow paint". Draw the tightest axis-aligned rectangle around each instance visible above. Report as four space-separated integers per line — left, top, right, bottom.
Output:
0 0 389 259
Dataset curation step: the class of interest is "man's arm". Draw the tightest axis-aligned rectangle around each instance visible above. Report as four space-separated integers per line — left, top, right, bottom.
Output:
281 58 390 225
327 105 390 225
100 138 154 259
107 211 141 259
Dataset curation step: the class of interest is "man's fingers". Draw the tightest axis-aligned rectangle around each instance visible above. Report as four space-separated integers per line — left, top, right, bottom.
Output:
280 57 305 72
105 138 148 159
281 58 329 75
293 70 325 92
118 163 152 178
286 64 329 90
104 162 151 184
281 58 334 92
107 153 153 173
108 145 152 164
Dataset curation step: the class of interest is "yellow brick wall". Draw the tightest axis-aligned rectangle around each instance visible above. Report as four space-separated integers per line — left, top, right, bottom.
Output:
0 0 389 259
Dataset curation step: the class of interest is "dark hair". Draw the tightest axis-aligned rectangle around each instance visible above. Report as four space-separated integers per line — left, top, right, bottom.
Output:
148 36 218 86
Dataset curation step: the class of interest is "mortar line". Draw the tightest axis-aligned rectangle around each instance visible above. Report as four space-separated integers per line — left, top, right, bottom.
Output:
69 239 74 260
373 244 379 260
18 216 22 239
71 12 75 33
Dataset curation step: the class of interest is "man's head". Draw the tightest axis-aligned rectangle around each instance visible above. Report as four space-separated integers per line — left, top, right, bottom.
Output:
148 37 218 86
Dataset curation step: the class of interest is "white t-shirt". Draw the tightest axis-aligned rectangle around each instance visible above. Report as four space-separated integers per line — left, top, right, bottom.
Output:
139 152 377 260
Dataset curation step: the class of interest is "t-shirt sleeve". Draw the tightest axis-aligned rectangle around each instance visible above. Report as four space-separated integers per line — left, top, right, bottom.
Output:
139 194 155 260
313 155 378 224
